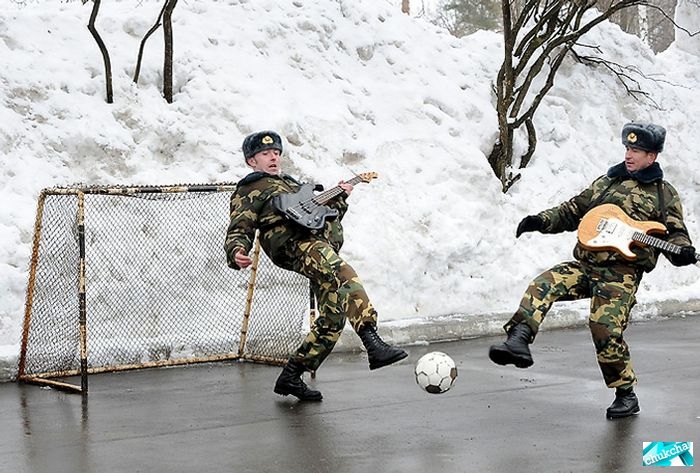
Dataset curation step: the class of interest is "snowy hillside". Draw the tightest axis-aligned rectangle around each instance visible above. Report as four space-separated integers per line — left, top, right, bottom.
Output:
1 0 699 379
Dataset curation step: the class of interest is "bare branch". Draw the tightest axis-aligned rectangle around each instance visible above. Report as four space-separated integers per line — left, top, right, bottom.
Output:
570 49 665 108
86 0 113 103
134 2 168 83
489 0 674 193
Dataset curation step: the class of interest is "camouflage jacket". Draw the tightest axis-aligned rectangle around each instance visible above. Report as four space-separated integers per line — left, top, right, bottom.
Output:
224 172 348 269
537 161 692 273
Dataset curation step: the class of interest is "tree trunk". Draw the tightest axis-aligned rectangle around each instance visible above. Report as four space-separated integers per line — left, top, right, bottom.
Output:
86 0 113 103
163 0 178 103
488 0 517 192
134 2 168 83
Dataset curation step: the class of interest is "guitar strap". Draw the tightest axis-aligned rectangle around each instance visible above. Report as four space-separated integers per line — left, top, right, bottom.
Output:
657 180 668 228
591 178 668 228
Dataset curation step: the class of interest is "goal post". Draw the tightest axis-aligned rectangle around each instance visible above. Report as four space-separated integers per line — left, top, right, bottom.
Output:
17 184 312 394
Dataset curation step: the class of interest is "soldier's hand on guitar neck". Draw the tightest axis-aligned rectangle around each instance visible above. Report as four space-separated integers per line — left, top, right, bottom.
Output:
338 181 354 197
516 215 544 238
234 248 253 269
674 245 698 266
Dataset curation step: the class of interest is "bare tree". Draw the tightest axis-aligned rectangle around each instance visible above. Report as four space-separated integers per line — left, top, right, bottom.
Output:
489 0 654 193
647 0 678 51
84 0 113 103
610 0 678 52
134 2 168 83
162 0 179 103
132 0 178 103
610 4 642 35
437 0 502 37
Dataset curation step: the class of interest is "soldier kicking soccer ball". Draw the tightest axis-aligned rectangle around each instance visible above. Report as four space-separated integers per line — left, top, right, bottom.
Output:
489 122 697 419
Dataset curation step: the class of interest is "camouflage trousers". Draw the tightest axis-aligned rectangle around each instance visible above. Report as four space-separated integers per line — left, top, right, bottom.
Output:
274 239 378 371
504 261 642 389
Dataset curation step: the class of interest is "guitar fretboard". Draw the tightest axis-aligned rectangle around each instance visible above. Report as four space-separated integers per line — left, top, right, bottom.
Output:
632 231 680 254
312 175 366 205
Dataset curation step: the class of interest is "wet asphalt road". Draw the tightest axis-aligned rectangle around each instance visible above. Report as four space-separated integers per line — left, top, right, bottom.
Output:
1 314 698 473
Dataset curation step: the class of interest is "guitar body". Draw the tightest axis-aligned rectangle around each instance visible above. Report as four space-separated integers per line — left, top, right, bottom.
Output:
272 171 378 230
577 203 667 260
272 183 339 230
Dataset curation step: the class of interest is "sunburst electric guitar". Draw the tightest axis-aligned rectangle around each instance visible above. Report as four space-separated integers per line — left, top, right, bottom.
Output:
578 203 699 262
272 172 378 230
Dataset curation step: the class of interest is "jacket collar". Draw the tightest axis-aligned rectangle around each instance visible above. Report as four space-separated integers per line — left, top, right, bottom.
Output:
237 171 300 186
606 161 663 184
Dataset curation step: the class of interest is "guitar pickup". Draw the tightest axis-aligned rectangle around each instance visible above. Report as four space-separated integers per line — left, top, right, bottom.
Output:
596 219 617 234
286 208 302 219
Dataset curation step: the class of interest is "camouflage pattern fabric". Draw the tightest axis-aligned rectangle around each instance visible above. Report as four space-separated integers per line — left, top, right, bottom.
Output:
505 261 641 389
537 164 691 272
504 162 693 389
224 171 374 372
281 240 378 371
224 172 347 268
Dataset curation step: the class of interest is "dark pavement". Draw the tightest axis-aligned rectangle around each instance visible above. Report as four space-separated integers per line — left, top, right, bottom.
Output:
1 314 698 473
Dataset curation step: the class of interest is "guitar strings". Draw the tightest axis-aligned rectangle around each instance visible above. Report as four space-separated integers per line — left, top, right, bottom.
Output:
293 176 366 209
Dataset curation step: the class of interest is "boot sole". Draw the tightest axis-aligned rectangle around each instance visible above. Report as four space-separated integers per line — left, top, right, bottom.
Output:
273 386 323 401
489 346 533 368
369 350 408 371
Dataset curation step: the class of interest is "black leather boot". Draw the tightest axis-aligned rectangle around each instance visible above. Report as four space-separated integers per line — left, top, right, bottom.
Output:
606 388 640 419
273 359 323 401
488 322 534 368
357 324 408 370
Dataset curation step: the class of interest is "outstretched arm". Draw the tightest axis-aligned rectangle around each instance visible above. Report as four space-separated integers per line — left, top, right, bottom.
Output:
224 187 264 269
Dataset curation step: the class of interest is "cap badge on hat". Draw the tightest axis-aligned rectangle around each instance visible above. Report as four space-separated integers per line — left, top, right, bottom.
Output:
627 132 637 143
262 135 274 144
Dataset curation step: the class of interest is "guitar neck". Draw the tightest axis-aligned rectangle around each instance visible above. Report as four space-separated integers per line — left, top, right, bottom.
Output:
635 232 700 265
633 231 681 255
313 175 365 205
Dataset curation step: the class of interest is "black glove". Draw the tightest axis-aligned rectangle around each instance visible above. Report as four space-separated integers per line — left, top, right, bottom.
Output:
672 245 698 266
516 215 544 238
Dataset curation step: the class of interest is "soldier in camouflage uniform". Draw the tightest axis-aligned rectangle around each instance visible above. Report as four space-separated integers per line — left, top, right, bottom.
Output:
225 130 407 401
489 122 697 419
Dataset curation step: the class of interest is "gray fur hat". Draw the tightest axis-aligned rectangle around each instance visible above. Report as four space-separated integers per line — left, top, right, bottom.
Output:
242 130 283 160
621 122 666 153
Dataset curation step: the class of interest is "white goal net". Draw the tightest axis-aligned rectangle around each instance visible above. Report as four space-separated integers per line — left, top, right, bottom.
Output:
18 184 311 393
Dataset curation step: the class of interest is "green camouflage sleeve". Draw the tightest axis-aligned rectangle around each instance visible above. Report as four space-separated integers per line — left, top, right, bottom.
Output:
537 177 607 233
224 184 267 269
327 193 349 220
662 181 692 248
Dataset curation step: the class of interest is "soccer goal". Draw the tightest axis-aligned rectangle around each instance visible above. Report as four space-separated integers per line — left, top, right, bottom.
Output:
17 184 312 394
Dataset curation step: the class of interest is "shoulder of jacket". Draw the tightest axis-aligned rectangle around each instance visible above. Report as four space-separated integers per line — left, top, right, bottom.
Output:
281 174 302 186
589 174 615 189
660 180 682 199
661 179 678 192
237 171 272 187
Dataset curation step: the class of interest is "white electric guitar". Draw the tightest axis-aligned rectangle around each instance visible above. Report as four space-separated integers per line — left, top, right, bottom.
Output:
578 203 699 263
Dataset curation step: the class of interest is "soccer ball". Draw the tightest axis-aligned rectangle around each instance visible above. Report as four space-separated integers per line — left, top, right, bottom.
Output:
414 351 458 394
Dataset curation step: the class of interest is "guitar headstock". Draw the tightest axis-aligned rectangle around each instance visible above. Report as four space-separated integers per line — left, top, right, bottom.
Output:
357 172 378 183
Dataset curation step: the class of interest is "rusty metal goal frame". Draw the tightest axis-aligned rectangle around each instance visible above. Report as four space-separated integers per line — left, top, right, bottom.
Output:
17 184 312 394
